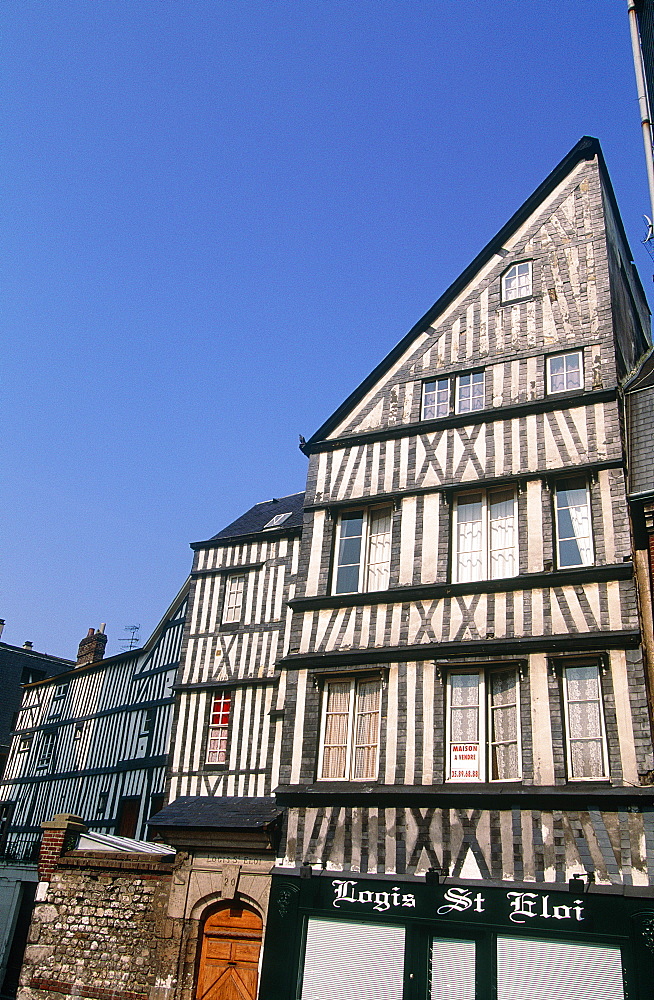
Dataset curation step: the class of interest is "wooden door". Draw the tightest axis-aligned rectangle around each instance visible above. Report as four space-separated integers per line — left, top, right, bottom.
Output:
196 903 263 1000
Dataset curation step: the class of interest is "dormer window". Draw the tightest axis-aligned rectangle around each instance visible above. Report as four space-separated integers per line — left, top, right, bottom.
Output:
263 512 292 529
501 261 532 302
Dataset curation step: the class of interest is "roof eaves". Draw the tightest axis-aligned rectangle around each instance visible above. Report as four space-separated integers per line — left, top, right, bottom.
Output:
304 136 603 449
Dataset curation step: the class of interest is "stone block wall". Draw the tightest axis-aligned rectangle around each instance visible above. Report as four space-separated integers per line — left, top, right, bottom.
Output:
18 852 174 1000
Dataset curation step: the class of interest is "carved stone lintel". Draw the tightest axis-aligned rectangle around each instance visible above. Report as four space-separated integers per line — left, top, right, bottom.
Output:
220 863 241 900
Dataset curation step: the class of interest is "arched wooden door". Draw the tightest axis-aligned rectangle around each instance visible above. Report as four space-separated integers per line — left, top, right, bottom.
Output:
196 903 263 1000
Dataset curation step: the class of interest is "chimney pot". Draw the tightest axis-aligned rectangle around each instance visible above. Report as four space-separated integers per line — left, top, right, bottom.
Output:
76 626 107 667
23 641 33 650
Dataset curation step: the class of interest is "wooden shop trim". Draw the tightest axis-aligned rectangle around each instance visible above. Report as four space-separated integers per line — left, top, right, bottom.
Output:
273 782 654 810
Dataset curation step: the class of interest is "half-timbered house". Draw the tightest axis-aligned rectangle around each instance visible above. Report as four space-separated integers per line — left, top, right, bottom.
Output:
17 137 654 1000
139 137 654 1000
0 582 188 861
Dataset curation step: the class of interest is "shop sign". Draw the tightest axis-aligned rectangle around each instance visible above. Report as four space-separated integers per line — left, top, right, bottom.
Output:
329 879 585 926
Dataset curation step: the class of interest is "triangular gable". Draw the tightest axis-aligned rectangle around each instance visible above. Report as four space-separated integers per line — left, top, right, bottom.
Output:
303 137 643 448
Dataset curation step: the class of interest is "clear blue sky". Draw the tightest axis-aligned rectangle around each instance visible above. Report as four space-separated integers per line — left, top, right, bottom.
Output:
1 1 651 658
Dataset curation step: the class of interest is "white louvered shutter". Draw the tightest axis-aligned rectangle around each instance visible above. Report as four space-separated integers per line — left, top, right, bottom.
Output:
430 937 476 1000
496 936 624 1000
301 918 404 1000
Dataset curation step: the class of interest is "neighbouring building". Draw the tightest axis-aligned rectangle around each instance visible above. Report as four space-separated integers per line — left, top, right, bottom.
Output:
17 136 654 1000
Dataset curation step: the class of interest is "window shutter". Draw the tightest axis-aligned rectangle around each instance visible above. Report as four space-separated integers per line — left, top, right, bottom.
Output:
301 918 404 1000
496 937 624 1000
430 937 475 1000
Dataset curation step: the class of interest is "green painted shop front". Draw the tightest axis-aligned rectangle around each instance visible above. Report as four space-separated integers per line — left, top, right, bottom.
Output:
259 871 654 999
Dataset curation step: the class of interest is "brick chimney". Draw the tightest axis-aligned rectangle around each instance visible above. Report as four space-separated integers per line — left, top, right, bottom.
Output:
38 813 87 882
76 624 107 667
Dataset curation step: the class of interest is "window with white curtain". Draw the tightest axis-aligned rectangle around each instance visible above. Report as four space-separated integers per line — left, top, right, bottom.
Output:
222 573 246 623
454 489 517 582
555 479 593 568
333 507 392 594
422 377 451 419
547 350 583 394
501 261 532 302
318 677 381 780
456 371 485 414
562 663 608 779
446 668 521 782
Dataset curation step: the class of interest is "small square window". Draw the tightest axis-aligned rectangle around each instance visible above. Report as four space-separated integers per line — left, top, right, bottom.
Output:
502 261 532 302
547 350 583 394
18 735 32 753
456 371 485 414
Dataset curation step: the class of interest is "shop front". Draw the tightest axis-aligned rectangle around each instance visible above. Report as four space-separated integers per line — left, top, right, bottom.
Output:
260 871 654 999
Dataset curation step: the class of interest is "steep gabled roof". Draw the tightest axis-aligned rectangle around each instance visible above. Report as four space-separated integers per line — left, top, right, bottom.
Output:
303 136 643 450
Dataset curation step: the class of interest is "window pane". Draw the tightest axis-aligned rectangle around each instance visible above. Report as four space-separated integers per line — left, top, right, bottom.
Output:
335 514 364 593
352 680 381 779
565 665 606 779
302 919 404 1000
490 669 519 780
223 574 245 623
367 508 391 591
430 938 475 1000
497 936 624 1000
556 479 593 567
321 682 351 779
456 496 483 581
423 378 449 419
489 490 516 578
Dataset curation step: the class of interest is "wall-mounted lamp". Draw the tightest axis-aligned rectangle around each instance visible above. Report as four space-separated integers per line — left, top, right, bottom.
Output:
300 861 314 879
425 867 446 886
568 871 594 893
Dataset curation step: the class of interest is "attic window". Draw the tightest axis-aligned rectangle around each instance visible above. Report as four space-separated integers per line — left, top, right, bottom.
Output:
263 512 292 529
501 261 532 302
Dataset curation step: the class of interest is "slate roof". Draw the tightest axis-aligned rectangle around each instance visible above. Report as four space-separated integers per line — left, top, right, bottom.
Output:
192 491 305 547
148 796 283 829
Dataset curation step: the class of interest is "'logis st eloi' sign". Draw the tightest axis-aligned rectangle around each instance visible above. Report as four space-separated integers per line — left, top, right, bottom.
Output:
326 878 595 930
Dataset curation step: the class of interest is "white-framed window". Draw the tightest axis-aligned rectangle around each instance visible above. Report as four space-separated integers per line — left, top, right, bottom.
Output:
18 735 32 753
454 489 517 583
140 708 154 736
547 350 583 394
222 573 246 623
456 371 485 414
446 668 521 782
562 663 608 779
422 378 450 420
206 691 231 764
37 730 56 770
333 507 392 594
501 261 532 302
318 677 382 781
555 478 593 568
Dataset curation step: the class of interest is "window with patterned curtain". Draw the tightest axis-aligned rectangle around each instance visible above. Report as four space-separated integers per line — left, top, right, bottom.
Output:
562 663 608 779
446 668 521 782
319 677 382 780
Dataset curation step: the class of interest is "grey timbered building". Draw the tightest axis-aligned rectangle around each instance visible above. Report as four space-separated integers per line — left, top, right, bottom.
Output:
0 583 188 860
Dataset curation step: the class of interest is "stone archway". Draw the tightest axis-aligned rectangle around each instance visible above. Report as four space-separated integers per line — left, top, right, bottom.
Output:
195 901 263 1000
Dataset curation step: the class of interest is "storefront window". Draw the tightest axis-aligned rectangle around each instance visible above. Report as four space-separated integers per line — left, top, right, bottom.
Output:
301 917 404 1000
496 936 624 1000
